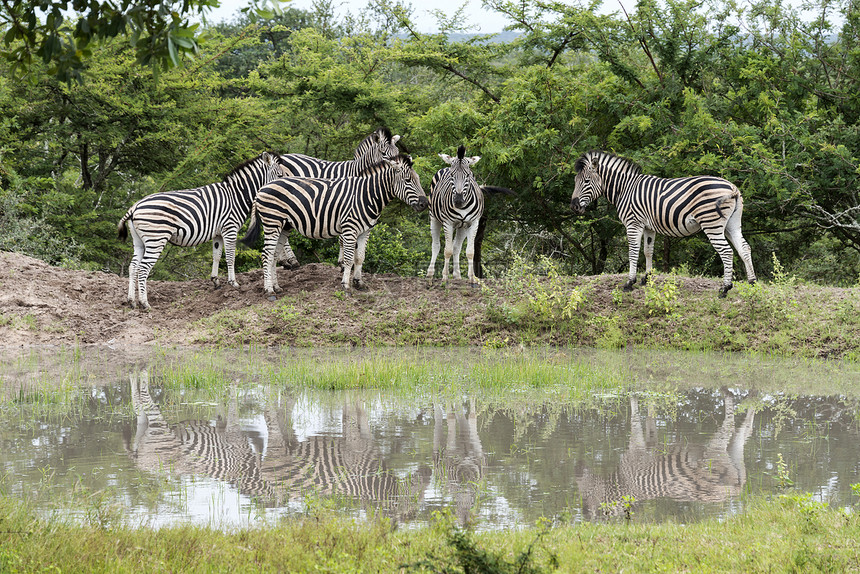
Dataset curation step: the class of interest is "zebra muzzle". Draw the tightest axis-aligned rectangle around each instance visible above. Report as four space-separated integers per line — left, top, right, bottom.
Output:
413 197 430 212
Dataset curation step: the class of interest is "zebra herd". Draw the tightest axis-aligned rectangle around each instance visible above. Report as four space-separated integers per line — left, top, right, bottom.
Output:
118 130 758 309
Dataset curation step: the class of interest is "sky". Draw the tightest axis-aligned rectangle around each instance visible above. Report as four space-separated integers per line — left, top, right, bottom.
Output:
203 0 516 34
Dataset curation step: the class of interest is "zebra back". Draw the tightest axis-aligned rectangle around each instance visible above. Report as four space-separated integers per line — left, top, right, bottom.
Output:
117 151 283 241
277 128 401 179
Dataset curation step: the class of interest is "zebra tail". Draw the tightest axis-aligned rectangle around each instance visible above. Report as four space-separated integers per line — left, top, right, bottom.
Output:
481 185 516 197
714 187 741 219
241 206 262 248
117 212 130 241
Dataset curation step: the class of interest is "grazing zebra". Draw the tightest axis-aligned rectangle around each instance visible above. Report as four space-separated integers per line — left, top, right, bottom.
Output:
275 128 402 269
571 150 756 296
117 151 285 310
576 390 756 520
242 154 428 294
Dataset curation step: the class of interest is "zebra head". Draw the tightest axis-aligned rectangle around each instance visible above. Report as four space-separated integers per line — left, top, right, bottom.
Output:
571 152 604 215
384 154 429 212
262 151 287 181
353 127 402 173
439 145 481 209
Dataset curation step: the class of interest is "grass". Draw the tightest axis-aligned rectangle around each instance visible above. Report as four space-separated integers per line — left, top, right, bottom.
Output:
1 348 860 572
0 493 859 572
192 265 860 360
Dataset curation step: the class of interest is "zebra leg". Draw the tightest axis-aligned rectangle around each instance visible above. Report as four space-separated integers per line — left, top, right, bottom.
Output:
224 229 241 288
135 238 168 311
276 231 300 270
426 216 442 279
464 221 480 286
624 225 645 291
352 229 371 291
640 228 656 286
127 221 145 308
261 229 282 296
452 228 467 280
441 223 456 282
340 231 358 291
704 227 735 297
725 206 756 284
273 232 291 291
211 235 224 289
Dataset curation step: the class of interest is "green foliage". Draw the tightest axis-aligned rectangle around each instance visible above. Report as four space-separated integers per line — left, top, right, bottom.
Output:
3 0 860 288
643 274 680 317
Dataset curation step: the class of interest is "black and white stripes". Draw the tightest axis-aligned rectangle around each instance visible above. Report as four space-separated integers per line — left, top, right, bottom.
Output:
571 150 756 296
275 128 402 268
117 151 285 309
242 154 428 293
426 145 485 285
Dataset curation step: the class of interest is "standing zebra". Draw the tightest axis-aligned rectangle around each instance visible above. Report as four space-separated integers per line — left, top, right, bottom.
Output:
242 154 428 294
117 151 285 310
571 150 756 296
426 146 484 286
275 127 402 269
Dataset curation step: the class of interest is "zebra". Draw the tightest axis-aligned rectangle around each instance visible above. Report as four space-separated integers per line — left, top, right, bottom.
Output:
570 150 757 297
242 153 428 294
117 151 285 310
275 127 402 269
576 390 756 520
426 145 516 285
426 146 484 286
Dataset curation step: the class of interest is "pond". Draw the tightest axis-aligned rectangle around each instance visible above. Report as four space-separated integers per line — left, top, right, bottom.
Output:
1 347 858 530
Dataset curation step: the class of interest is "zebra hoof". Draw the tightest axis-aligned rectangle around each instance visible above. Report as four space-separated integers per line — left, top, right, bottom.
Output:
281 259 300 270
719 284 733 298
622 280 635 292
211 277 222 290
640 275 650 286
352 280 367 291
228 280 239 289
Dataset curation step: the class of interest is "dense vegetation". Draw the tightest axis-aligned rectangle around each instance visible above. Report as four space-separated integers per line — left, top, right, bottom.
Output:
2 0 860 287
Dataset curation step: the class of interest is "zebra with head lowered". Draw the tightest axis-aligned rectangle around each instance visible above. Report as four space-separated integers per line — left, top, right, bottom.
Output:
275 127 401 269
242 153 428 294
571 150 756 297
117 152 285 310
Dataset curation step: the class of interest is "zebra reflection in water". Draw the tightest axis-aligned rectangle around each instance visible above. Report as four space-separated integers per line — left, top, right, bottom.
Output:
576 389 756 520
125 371 430 522
433 398 486 526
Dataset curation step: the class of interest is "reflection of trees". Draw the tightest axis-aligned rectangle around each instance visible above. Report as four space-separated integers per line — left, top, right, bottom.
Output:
576 389 756 519
126 371 429 521
433 398 486 526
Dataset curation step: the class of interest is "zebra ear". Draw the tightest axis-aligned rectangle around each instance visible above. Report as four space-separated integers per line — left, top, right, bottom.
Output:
466 156 481 166
439 153 455 165
392 134 401 145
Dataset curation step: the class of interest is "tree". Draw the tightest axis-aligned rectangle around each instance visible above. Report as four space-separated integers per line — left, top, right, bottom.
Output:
0 0 283 83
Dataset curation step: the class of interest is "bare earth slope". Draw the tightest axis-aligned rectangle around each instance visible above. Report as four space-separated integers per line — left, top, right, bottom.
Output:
1 251 857 358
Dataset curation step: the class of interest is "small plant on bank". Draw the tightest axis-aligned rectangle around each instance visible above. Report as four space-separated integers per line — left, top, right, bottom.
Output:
643 273 679 317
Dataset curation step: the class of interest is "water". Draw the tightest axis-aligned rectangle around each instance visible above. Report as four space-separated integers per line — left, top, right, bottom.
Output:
1 348 858 530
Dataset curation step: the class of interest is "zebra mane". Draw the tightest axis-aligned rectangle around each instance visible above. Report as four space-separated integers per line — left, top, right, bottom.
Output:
457 145 466 160
222 151 279 181
357 153 413 176
575 150 642 176
365 127 393 145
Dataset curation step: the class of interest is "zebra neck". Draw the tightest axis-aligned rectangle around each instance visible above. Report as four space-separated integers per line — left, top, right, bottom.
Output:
605 172 645 204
